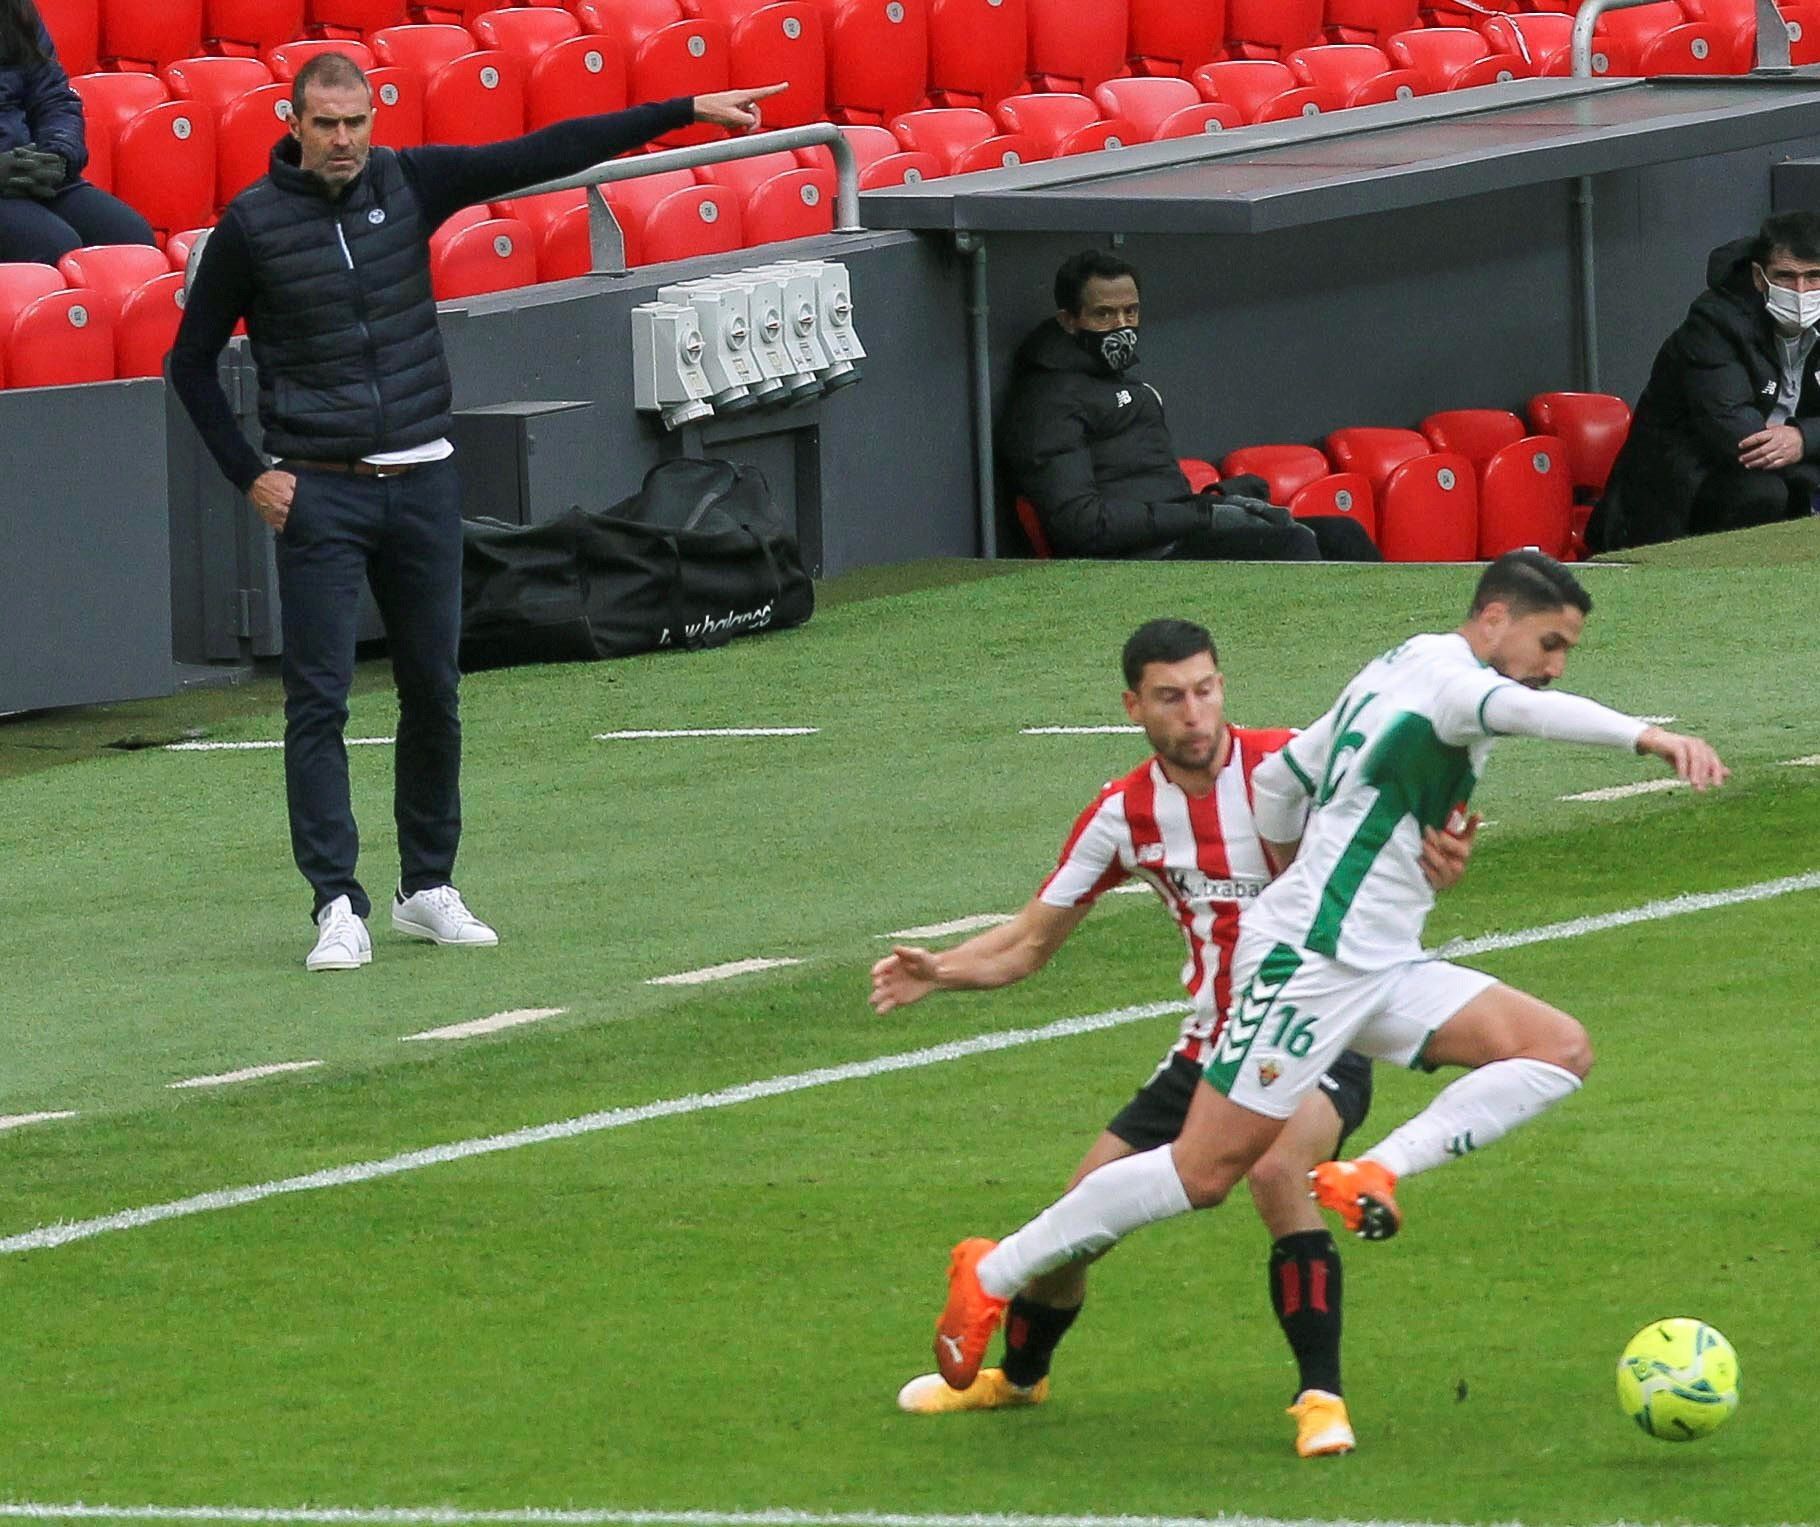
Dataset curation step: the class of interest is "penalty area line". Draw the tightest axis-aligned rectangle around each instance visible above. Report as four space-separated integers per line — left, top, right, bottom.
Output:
0 1506 1745 1527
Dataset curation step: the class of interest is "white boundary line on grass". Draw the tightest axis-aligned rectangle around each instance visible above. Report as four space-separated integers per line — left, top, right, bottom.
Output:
167 1062 322 1090
0 1111 77 1131
401 1009 568 1042
593 728 819 741
647 958 804 986
6 869 1818 1260
0 1505 1753 1527
163 740 393 752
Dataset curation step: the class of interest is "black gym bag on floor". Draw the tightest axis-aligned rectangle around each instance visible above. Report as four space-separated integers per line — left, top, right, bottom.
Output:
459 457 814 671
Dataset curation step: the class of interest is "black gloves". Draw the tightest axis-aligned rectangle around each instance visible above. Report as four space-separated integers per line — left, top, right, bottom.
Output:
1202 491 1297 534
0 145 69 199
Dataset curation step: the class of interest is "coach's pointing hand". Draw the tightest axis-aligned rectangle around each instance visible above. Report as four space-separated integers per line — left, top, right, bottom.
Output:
693 83 789 132
871 945 941 1014
247 468 297 533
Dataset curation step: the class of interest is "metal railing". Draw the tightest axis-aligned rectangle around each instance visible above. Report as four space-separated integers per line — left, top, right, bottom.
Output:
1572 0 1792 78
513 122 862 276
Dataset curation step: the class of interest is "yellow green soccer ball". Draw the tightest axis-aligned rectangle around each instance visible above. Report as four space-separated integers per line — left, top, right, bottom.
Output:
1617 1319 1740 1441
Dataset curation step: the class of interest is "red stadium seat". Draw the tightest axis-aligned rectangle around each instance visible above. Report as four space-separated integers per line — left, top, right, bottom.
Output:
430 215 538 298
39 0 101 75
1325 425 1428 494
1386 27 1526 90
1420 407 1526 468
1527 391 1632 499
1637 21 1742 73
471 5 581 58
1193 60 1333 122
725 4 826 129
495 188 592 279
1323 0 1418 46
684 0 775 22
425 51 527 144
694 148 801 200
0 263 67 333
926 0 1029 108
1586 1 1685 74
306 0 410 37
206 0 308 55
812 0 929 126
1781 5 1820 65
1288 44 1427 105
267 39 378 77
605 172 742 265
1013 495 1054 557
1225 0 1322 60
1220 443 1331 503
1480 13 1573 77
1289 471 1376 542
1094 76 1243 137
994 94 1137 156
117 102 220 238
6 290 115 388
368 65 428 148
69 70 168 146
524 35 628 130
1377 451 1477 561
1127 0 1225 77
1178 457 1221 492
369 21 475 74
56 244 171 322
888 107 1042 173
1025 0 1127 92
410 0 497 24
216 84 294 206
742 167 836 244
165 227 210 270
631 21 732 145
1423 0 1520 25
797 127 941 187
575 0 685 48
99 0 203 70
1478 434 1571 558
115 271 187 377
163 56 275 116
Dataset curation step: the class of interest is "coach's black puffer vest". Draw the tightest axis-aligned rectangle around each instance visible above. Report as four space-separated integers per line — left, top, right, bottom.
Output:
232 138 451 460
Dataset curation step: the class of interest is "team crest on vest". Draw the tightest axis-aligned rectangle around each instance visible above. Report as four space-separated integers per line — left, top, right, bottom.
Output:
369 208 386 225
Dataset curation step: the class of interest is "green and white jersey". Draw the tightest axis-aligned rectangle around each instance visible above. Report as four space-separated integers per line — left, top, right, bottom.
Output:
1247 632 1514 969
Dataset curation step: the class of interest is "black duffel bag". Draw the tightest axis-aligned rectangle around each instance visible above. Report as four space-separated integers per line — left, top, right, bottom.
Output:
460 457 814 671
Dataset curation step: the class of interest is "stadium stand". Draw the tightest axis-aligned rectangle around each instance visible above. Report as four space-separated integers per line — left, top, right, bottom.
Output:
926 0 1028 108
113 269 187 378
1377 450 1478 561
992 93 1137 157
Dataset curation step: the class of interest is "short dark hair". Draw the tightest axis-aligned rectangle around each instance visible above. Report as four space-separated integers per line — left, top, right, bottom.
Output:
1752 210 1820 267
1054 249 1140 315
1122 619 1217 689
291 51 371 118
1470 550 1592 619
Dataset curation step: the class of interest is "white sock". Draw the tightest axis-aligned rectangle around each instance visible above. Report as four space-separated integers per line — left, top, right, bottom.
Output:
1363 1058 1582 1180
976 1145 1194 1299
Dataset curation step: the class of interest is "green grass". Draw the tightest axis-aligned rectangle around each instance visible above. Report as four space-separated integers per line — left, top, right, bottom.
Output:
3 531 1819 1525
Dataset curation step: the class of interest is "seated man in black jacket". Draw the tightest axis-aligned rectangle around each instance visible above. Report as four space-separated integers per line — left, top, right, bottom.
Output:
999 250 1379 562
1591 211 1820 551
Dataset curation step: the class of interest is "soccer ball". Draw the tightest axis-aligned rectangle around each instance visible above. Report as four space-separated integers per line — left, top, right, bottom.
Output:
1616 1319 1739 1441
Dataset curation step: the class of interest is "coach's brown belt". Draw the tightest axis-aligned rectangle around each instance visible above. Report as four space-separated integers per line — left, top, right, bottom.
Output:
284 458 422 479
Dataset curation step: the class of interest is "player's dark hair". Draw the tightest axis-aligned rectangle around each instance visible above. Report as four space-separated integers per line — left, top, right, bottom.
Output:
292 50 371 118
1054 249 1140 315
1123 619 1217 689
1752 210 1820 267
0 0 50 67
1470 549 1592 619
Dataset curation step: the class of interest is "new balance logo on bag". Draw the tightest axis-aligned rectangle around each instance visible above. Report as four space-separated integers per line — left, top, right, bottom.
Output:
661 602 777 647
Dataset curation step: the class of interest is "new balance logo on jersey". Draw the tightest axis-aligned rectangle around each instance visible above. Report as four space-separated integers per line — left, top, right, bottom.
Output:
1136 843 1166 865
1445 1130 1476 1157
1762 380 1777 397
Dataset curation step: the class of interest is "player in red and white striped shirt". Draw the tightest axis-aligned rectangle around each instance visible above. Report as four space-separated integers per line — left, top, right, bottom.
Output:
872 618 1473 1457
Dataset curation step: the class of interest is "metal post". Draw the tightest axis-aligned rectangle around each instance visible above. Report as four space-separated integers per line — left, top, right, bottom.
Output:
1574 175 1600 392
1573 0 1793 76
956 231 998 560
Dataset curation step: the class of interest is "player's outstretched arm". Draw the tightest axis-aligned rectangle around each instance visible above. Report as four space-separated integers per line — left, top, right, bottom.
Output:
1635 726 1730 791
868 898 1089 1014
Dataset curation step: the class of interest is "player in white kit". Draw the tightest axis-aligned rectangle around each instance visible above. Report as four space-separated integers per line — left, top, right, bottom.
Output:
929 551 1729 1429
877 619 1474 1456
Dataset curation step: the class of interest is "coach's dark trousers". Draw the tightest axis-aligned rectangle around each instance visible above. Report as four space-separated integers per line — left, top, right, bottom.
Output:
274 456 464 920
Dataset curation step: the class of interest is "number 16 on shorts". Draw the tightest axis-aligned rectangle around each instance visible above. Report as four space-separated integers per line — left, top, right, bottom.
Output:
1205 940 1318 1115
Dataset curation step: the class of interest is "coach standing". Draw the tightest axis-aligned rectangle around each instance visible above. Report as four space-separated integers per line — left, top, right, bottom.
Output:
171 53 783 972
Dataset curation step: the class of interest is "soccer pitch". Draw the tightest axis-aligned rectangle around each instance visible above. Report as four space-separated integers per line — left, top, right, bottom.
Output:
3 529 1817 1527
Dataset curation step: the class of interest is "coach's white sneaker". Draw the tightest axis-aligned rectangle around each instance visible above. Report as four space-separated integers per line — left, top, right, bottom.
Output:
392 884 499 946
307 895 372 972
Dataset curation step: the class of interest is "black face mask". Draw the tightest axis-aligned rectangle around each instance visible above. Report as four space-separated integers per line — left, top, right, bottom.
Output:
1072 325 1139 375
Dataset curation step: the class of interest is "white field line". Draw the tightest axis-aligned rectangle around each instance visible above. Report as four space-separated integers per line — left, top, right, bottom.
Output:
163 739 393 752
1436 869 1820 958
402 1009 567 1042
593 728 819 741
1783 754 1820 767
646 957 803 986
1559 779 1685 802
880 913 1013 940
1020 725 1141 735
0 1111 77 1132
167 1062 322 1090
0 1002 1186 1258
1636 715 1676 724
7 870 1818 1259
1107 882 1150 895
0 1506 1753 1527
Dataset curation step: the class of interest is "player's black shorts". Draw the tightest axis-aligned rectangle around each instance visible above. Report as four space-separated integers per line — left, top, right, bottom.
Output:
1105 1048 1373 1153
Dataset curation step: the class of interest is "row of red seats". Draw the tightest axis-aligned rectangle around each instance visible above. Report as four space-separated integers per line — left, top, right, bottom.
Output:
0 251 189 388
1014 396 1634 563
